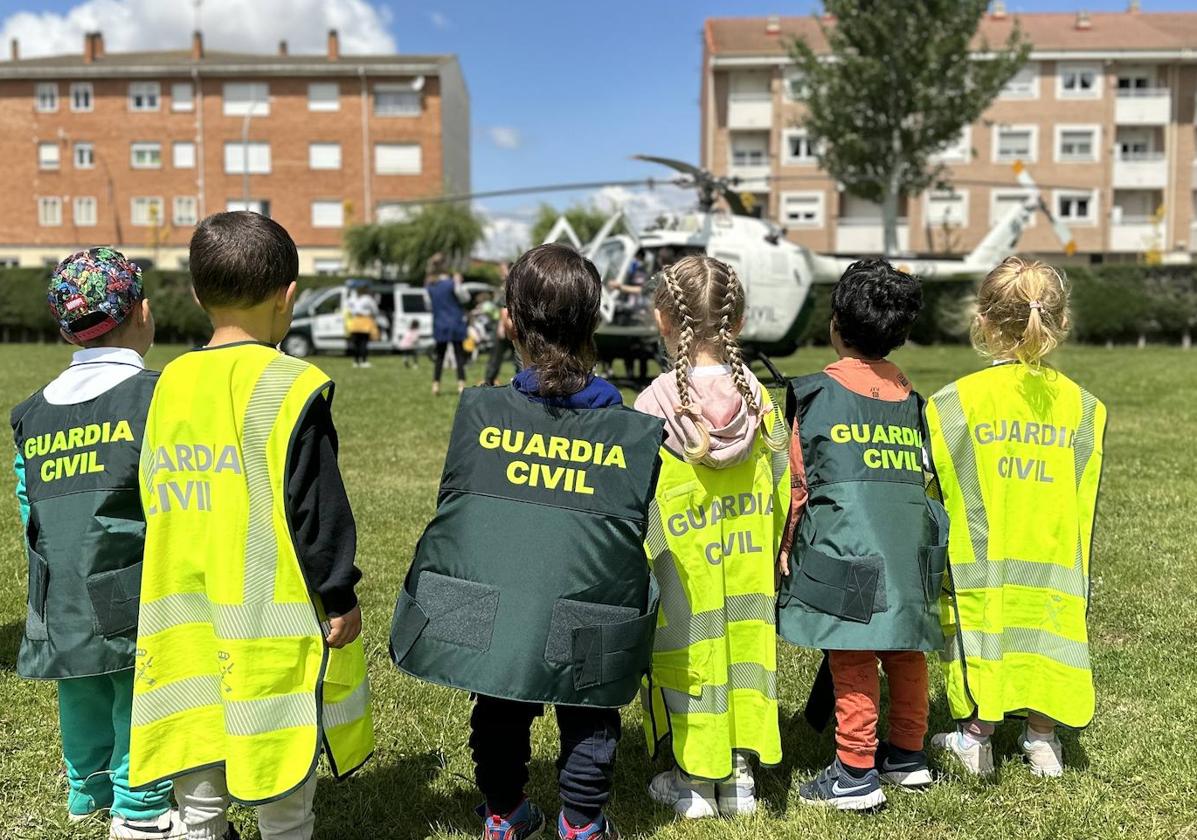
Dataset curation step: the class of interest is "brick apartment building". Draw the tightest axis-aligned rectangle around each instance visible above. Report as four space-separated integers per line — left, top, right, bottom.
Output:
0 29 468 274
702 6 1197 262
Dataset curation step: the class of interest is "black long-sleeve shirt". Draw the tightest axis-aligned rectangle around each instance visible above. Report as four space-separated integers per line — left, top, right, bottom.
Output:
285 392 361 616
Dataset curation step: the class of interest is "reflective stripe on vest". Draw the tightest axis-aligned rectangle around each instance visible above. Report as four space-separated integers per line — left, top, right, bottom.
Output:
642 400 788 780
928 365 1105 729
130 347 373 803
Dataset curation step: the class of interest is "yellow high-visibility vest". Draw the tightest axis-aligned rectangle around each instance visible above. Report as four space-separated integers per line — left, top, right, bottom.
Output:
925 363 1106 728
129 344 373 804
641 398 790 781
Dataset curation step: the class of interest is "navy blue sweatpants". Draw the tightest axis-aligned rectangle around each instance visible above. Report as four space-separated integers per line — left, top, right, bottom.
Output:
469 694 621 825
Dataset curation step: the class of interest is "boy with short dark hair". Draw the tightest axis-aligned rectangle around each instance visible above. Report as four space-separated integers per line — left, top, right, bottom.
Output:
12 248 184 839
777 259 946 811
128 212 373 840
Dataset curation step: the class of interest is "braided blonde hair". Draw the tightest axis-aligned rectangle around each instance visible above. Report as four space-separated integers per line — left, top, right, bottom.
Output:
972 256 1070 370
655 255 785 462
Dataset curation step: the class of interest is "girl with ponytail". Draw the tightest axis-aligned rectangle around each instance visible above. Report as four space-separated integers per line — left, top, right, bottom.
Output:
634 255 790 819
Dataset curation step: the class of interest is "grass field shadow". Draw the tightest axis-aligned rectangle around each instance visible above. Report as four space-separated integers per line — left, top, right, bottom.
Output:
0 619 23 671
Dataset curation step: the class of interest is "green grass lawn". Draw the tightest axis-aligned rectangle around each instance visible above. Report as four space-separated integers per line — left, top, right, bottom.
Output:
1 343 1194 840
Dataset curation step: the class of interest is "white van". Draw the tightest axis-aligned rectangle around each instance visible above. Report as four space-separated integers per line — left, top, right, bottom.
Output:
282 281 496 358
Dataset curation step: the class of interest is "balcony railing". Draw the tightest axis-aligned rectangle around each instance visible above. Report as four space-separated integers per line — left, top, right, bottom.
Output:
1117 150 1166 162
1115 87 1169 98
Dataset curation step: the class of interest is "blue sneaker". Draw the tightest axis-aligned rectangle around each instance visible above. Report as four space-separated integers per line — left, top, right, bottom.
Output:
876 741 934 789
798 758 887 811
479 799 546 840
557 812 619 840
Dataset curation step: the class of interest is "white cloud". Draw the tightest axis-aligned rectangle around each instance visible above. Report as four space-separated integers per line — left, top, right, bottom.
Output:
477 212 532 261
486 126 522 151
1 0 395 59
428 11 451 30
592 183 695 230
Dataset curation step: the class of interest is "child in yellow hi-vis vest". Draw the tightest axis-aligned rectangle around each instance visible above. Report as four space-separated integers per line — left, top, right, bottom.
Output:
926 257 1107 778
635 256 790 819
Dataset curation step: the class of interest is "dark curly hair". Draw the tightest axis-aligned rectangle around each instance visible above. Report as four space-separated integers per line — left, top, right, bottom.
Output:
830 259 923 359
505 243 601 397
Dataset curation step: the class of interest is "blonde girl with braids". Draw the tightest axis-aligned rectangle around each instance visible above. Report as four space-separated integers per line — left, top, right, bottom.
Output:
634 255 790 819
927 256 1107 780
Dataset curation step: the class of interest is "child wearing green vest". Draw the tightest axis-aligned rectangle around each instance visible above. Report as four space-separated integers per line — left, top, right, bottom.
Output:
926 257 1106 778
634 255 790 819
128 213 373 840
11 249 184 839
778 259 945 811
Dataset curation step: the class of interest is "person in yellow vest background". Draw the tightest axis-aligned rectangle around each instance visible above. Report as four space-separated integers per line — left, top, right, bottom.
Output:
926 257 1106 779
129 212 374 840
635 256 790 819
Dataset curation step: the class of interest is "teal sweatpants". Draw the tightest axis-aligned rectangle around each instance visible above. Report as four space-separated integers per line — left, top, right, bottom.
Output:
58 670 173 820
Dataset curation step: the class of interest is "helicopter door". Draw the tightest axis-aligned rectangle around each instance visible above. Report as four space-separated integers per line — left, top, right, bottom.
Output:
592 235 638 324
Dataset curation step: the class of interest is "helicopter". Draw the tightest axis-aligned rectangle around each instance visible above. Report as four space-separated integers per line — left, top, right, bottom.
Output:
540 156 1076 376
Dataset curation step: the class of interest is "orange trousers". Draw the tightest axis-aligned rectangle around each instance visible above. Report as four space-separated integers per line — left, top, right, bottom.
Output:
829 650 929 770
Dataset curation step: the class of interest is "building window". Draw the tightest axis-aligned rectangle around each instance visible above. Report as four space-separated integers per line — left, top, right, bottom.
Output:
991 189 1036 228
74 196 97 227
729 71 771 101
309 142 342 170
780 192 824 227
933 127 971 163
1058 62 1101 99
374 143 421 175
1056 125 1099 163
313 258 345 276
1116 128 1155 159
128 82 161 111
925 189 969 227
0 257 18 268
35 82 58 112
1055 190 1097 225
171 82 194 112
782 129 816 165
993 125 1037 163
131 142 163 169
173 142 196 169
37 197 62 226
223 82 270 117
131 197 165 227
308 82 340 112
226 199 270 216
311 200 345 228
374 84 421 116
376 203 408 223
1000 63 1039 99
173 196 198 226
37 142 60 170
74 142 95 169
730 133 768 168
70 82 93 112
224 142 272 174
783 69 807 101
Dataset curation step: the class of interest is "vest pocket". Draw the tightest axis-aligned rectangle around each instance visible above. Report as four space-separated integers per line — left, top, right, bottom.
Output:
545 599 654 690
791 547 884 623
919 546 949 605
415 571 500 652
86 563 143 637
25 549 49 641
390 588 428 664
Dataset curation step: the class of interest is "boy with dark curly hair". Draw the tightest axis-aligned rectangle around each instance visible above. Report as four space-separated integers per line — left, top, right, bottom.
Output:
777 259 947 811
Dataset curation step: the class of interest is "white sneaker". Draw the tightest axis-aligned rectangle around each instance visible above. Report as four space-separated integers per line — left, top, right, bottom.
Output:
931 731 994 777
715 752 757 816
361 361 372 369
648 768 718 819
110 810 187 839
1020 727 1064 778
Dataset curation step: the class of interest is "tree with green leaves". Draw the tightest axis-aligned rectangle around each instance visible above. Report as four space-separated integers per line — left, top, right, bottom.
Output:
529 203 626 248
788 0 1030 255
344 202 484 281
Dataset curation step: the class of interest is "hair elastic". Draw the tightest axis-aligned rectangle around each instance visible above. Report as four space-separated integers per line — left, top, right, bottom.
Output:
1029 301 1043 310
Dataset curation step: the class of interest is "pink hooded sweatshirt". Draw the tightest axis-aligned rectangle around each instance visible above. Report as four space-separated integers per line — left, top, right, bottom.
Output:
634 365 767 468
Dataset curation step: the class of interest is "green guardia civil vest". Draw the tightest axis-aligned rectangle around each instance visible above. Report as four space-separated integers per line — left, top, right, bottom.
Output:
777 373 948 651
390 385 665 707
11 371 158 680
642 397 790 782
926 364 1105 729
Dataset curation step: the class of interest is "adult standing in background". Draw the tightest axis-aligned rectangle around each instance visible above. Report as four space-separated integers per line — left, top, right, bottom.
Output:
426 253 470 395
484 262 518 386
345 282 382 368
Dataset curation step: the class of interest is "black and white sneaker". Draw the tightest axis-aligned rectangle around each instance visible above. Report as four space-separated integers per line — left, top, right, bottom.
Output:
876 742 934 789
798 758 886 811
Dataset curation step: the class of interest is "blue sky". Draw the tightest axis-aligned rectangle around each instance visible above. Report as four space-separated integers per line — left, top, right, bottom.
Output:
1 0 1194 247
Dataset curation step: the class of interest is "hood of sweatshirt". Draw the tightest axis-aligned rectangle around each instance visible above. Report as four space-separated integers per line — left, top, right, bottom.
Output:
634 365 763 468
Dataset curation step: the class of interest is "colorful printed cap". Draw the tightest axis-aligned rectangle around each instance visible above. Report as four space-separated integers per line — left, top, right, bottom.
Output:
48 247 144 341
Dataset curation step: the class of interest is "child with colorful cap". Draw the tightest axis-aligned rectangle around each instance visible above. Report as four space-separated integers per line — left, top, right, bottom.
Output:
11 248 185 839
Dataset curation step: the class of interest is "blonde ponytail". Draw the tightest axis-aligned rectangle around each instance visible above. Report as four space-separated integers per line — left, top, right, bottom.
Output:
660 265 711 462
972 256 1070 370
